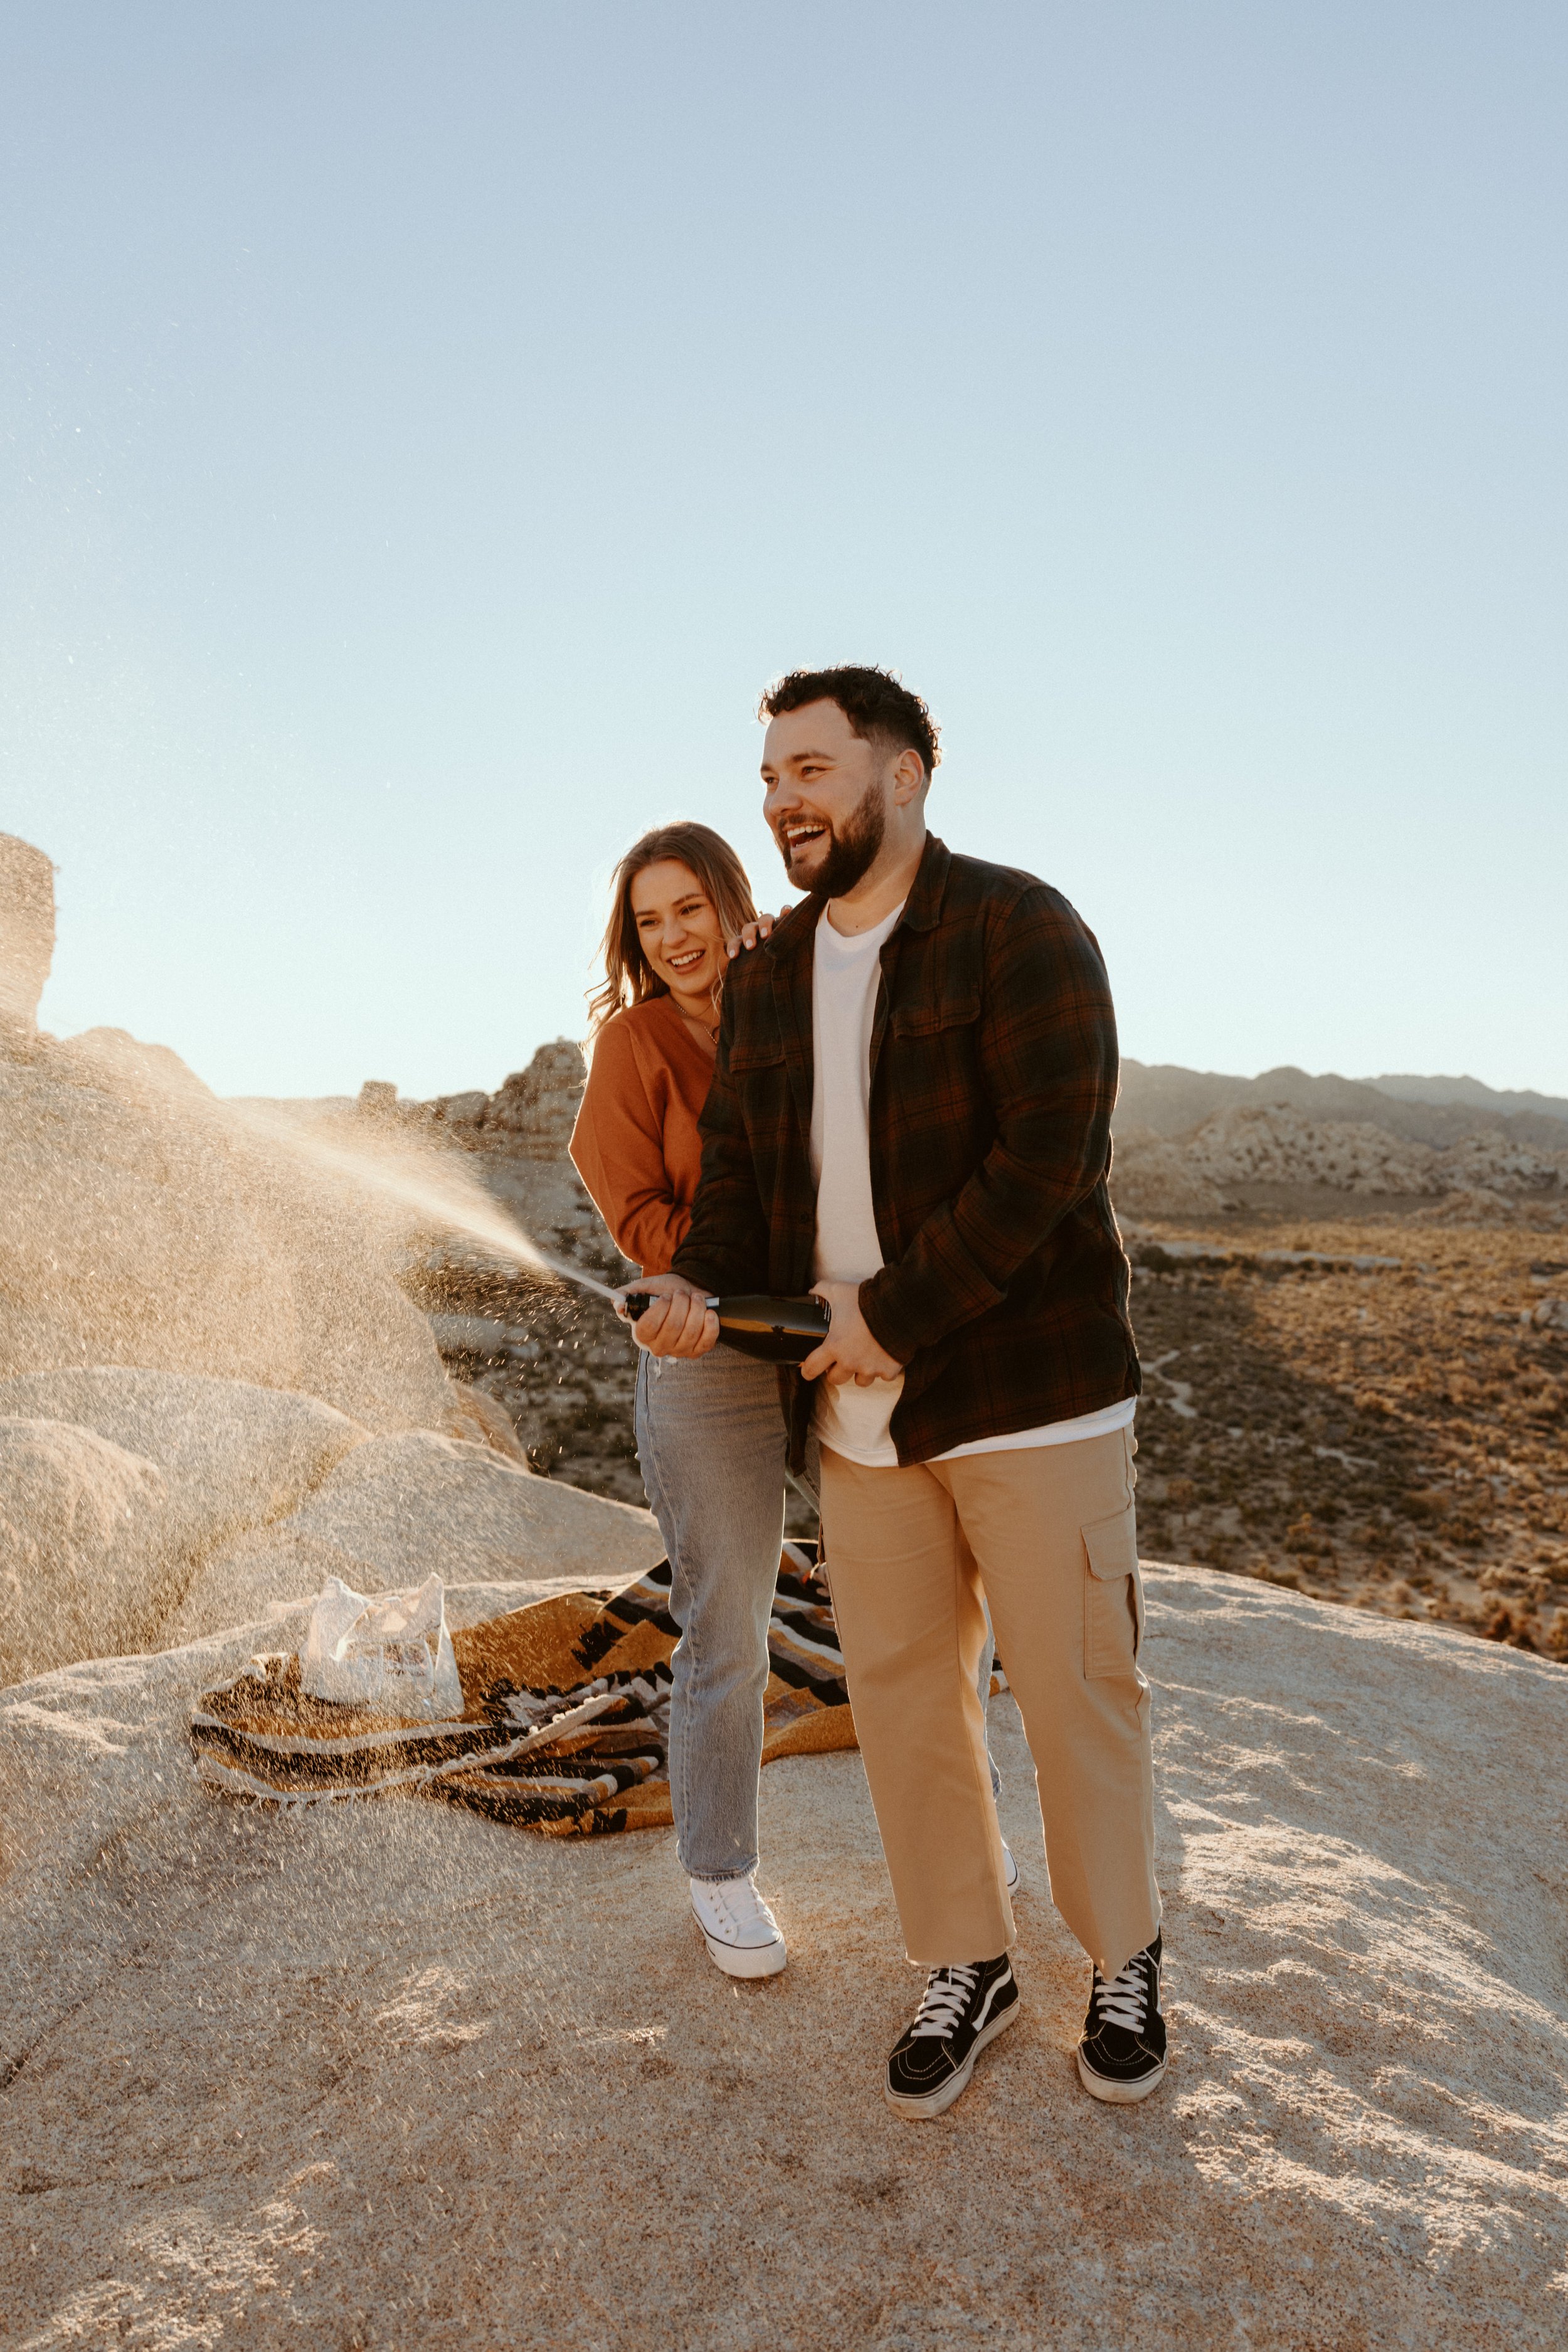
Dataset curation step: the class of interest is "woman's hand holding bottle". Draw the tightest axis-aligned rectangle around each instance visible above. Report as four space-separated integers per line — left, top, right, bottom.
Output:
620 1273 720 1357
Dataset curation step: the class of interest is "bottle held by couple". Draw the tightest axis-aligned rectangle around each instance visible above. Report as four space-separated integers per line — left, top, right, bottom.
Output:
619 1290 830 1366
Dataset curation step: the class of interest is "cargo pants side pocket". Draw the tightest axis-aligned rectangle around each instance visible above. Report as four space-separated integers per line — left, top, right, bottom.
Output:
1082 1502 1143 1680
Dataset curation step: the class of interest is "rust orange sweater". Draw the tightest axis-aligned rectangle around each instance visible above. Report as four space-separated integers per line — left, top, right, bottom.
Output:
569 995 716 1276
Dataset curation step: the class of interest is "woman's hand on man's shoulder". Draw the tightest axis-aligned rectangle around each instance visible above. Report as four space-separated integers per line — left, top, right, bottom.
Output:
725 906 792 961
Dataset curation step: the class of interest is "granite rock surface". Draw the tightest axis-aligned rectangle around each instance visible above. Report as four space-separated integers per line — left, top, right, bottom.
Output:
0 1418 170 1686
0 1031 461 1439
0 1369 364 1558
165 1429 663 1643
3 1563 1564 2349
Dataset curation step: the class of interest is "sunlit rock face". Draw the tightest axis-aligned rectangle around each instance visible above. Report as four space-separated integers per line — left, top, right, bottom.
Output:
166 1426 662 1644
0 832 55 1059
0 834 657 1694
0 1370 368 1681
0 1417 169 1685
0 1025 458 1433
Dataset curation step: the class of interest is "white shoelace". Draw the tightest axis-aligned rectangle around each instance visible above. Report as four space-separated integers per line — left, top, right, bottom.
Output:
909 1964 980 2040
697 1875 774 1938
704 1881 735 1930
1092 1951 1150 2035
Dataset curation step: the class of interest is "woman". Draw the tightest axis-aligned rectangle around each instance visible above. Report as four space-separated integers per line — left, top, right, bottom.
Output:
570 821 1012 1984
569 822 798 1980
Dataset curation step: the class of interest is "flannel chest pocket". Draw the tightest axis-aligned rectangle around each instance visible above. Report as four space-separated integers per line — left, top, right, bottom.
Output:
725 1029 790 1116
727 1032 786 1071
1081 1502 1143 1680
889 990 980 1037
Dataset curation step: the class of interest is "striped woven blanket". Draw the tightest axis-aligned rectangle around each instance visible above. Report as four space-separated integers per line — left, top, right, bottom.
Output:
189 1541 856 1836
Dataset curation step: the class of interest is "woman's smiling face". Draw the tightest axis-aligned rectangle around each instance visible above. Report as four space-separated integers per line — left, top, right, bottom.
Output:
630 859 725 1015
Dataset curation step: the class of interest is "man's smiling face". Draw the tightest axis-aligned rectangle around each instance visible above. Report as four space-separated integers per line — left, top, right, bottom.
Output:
760 699 889 896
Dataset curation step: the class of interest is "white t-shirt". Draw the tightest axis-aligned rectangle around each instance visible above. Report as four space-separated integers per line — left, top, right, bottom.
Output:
808 901 1138 1470
810 902 906 1466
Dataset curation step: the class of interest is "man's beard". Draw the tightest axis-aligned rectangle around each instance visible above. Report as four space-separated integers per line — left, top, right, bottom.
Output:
778 780 886 898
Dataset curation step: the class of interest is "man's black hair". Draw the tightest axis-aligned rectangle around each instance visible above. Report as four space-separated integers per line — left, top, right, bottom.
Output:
758 665 941 781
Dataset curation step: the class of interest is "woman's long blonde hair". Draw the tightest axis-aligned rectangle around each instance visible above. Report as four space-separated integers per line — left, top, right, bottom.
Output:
587 822 758 1038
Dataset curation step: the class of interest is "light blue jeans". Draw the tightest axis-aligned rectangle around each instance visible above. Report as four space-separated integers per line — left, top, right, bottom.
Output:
635 1345 791 1880
635 1343 999 1885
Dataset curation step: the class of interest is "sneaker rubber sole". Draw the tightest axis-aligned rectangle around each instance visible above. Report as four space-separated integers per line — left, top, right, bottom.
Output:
694 1917 787 1980
1076 2045 1167 2103
884 1997 1018 2120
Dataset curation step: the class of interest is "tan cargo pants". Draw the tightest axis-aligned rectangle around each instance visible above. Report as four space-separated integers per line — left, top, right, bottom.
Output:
819 1424 1160 1978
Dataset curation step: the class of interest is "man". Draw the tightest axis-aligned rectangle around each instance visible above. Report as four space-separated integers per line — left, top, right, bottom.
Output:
633 665 1164 2116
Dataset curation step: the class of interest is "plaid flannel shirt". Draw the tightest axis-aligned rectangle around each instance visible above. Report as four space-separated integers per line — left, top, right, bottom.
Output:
672 832 1141 1469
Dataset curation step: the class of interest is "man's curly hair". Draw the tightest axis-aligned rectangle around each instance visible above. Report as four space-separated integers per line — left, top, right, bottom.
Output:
758 665 941 781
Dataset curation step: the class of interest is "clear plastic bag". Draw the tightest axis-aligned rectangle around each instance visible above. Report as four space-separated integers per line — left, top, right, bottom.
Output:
300 1572 462 1715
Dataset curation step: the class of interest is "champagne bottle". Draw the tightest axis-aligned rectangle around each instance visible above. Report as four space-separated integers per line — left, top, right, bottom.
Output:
620 1291 831 1365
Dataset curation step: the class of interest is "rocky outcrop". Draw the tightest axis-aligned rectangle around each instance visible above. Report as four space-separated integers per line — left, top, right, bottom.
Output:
433 1037 587 1162
0 1027 658 1679
400 1044 647 1498
1109 1125 1235 1217
1117 1057 1568 1148
351 1039 618 1296
1113 1102 1568 1221
419 1039 614 1276
0 1370 364 1552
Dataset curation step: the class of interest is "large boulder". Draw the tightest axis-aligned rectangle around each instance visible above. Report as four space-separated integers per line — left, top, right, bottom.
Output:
0 1369 364 1554
0 1025 465 1436
0 832 55 1060
164 1429 664 1642
0 1371 366 1684
0 1419 169 1685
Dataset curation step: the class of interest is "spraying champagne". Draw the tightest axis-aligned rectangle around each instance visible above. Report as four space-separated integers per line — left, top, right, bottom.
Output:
620 1290 831 1366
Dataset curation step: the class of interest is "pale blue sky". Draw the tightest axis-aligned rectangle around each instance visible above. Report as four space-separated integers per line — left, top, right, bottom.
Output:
4 3 1564 1099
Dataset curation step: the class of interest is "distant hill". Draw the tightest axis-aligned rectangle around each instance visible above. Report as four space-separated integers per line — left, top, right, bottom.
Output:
1368 1073 1568 1127
1115 1062 1568 1148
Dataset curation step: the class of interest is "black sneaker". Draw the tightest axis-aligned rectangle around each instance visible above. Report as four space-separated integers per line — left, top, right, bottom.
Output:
1076 1931 1167 2103
885 1955 1019 2119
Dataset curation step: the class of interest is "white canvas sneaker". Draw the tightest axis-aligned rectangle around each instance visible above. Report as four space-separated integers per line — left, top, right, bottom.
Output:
1002 1841 1020 1894
689 1873 788 1979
